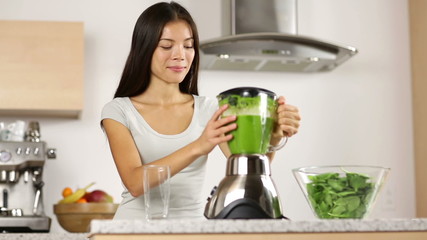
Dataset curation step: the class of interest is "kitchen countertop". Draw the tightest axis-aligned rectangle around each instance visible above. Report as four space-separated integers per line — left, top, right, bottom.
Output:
0 219 425 240
89 218 427 234
87 218 427 240
0 233 88 240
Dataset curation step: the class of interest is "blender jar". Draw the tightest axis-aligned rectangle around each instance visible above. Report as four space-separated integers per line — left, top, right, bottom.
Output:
217 87 278 155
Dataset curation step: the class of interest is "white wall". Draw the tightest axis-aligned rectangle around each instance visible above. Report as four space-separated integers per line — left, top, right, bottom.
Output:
0 0 414 232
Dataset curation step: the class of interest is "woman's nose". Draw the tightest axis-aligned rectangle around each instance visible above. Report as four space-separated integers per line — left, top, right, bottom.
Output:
172 46 185 60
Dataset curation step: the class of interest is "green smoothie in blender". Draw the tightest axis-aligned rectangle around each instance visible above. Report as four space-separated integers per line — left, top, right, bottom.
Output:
217 87 278 155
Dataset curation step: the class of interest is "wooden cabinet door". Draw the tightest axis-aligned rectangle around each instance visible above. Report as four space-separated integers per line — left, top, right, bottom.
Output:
409 0 427 217
0 20 84 118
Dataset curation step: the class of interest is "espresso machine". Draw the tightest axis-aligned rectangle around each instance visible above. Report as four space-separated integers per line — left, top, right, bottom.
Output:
205 87 287 219
0 121 56 232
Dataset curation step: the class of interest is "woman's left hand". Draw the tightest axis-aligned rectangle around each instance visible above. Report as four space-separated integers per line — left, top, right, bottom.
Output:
271 96 301 143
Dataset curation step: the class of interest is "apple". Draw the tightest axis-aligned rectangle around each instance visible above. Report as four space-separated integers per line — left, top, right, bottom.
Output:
85 190 113 203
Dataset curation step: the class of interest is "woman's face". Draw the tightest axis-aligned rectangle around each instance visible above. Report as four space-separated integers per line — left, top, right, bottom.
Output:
151 20 195 85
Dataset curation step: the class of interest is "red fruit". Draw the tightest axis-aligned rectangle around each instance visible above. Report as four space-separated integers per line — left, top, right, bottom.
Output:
85 190 113 203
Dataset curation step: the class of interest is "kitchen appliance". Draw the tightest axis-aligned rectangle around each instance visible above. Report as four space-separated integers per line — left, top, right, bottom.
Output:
205 87 286 219
200 0 358 72
0 140 56 232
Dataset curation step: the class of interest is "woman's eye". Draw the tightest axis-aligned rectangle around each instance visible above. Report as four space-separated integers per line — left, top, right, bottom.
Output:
160 46 172 50
184 45 194 49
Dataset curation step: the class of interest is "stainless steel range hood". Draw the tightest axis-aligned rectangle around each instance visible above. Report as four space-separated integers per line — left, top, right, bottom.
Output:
199 0 358 72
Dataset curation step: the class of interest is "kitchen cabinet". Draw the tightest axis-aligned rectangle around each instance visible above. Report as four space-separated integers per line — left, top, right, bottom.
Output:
409 0 427 217
0 20 84 118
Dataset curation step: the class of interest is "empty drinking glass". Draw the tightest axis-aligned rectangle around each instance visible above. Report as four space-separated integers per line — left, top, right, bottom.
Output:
143 165 170 220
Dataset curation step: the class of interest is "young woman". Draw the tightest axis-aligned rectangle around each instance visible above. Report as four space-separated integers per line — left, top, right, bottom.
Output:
101 1 300 219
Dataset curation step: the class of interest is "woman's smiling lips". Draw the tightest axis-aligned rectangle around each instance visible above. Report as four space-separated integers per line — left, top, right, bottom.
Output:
168 66 186 72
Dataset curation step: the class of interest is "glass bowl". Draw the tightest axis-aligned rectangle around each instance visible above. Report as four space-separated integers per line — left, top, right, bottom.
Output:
292 165 390 219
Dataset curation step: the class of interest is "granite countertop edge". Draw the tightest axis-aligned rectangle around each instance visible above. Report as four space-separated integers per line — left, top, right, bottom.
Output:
0 233 88 240
89 218 427 234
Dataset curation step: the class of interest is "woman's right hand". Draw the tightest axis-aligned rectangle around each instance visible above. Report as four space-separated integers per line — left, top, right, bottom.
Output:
195 104 236 155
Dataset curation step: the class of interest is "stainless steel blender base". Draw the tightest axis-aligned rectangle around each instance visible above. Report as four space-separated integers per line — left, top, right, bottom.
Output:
204 154 285 219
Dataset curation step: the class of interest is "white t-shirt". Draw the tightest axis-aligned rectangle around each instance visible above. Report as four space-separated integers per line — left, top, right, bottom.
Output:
101 95 218 219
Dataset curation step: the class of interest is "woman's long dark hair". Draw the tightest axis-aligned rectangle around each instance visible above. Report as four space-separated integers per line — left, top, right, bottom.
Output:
114 1 200 98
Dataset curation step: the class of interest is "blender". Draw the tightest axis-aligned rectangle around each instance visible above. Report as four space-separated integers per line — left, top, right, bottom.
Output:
204 87 287 219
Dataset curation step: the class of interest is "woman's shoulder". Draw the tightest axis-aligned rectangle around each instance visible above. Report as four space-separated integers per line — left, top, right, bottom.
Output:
101 97 132 120
193 95 218 125
103 97 130 110
193 95 218 110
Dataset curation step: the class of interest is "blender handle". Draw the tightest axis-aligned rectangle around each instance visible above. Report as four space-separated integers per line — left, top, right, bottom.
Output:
267 136 288 153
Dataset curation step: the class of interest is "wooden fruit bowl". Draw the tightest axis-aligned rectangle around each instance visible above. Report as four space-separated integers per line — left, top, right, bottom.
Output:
54 203 118 233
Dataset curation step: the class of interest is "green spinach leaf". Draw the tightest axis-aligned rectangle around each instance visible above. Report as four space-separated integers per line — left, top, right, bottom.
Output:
306 171 374 219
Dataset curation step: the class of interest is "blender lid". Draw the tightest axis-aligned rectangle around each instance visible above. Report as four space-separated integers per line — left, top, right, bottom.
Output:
218 87 276 98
